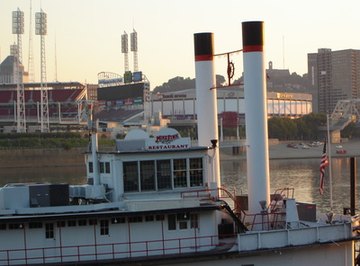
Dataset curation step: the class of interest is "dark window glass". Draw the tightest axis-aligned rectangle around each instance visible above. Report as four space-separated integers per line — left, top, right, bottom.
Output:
29 222 43 229
168 214 176 230
145 215 154 222
156 215 165 221
100 220 109 235
89 219 97 225
105 162 111 173
0 224 6 230
111 217 125 224
140 161 155 191
99 162 104 173
156 160 172 190
67 220 76 227
57 221 66 227
45 223 54 239
123 161 139 192
190 214 199 229
128 216 143 223
78 220 87 226
173 159 187 188
89 162 93 173
189 158 203 187
179 221 187 229
9 223 23 230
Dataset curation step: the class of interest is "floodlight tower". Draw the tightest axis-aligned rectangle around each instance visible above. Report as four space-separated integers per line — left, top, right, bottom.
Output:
28 0 35 82
121 32 129 72
130 29 138 72
12 8 26 133
35 9 49 132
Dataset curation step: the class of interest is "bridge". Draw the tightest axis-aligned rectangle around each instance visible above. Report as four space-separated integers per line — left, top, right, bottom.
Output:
326 99 360 143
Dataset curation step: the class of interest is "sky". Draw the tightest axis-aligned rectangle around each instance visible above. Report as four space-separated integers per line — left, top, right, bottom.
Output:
1 0 360 89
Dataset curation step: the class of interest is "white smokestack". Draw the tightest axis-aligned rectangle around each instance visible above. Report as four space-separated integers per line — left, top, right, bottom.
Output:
194 33 221 190
242 21 270 215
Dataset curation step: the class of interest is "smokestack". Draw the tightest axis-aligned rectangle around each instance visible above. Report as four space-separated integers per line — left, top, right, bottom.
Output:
194 33 220 190
242 21 270 214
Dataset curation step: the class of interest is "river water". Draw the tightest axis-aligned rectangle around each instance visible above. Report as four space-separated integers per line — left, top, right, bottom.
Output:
0 157 358 215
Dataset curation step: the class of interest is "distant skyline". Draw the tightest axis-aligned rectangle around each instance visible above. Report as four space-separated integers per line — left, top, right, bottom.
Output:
1 0 360 89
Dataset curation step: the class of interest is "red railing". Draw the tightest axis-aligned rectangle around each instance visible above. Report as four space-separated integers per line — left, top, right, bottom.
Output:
0 234 227 265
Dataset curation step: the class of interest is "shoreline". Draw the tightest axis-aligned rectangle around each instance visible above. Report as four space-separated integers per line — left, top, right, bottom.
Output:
1 140 360 169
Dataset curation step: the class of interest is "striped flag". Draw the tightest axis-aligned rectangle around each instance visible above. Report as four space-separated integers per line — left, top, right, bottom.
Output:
319 141 329 195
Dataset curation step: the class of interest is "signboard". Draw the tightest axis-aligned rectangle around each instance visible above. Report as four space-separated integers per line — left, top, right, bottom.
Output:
124 71 132 83
145 128 191 150
132 71 142 82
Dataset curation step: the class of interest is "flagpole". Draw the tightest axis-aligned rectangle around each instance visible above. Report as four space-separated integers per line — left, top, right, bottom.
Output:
326 113 333 210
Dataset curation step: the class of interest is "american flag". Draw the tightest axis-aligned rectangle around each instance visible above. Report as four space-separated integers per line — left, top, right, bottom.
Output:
319 141 329 195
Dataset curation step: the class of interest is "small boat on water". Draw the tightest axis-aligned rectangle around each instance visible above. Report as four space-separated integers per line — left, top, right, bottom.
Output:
0 21 359 266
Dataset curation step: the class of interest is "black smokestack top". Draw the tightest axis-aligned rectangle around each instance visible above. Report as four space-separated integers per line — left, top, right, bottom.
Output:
242 21 264 51
194 33 213 60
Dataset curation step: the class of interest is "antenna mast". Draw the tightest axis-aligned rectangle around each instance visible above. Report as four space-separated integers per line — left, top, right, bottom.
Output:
54 35 58 81
35 9 49 132
12 8 26 133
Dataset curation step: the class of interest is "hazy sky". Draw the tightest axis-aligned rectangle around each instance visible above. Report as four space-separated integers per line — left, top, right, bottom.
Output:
1 0 360 88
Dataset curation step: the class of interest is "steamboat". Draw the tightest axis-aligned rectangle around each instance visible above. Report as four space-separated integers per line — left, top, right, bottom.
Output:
0 21 359 266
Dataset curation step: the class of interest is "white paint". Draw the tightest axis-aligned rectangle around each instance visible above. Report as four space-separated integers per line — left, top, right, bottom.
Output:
195 59 220 189
243 51 270 215
91 133 100 186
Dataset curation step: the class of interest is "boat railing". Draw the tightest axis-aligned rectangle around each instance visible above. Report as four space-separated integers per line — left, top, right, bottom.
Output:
0 234 232 265
180 187 295 232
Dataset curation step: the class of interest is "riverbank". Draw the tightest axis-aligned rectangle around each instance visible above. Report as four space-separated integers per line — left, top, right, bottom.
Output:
221 139 360 160
1 140 360 169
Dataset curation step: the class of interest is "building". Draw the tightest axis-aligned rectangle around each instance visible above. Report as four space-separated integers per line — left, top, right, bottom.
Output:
0 55 28 84
0 82 88 132
308 48 360 113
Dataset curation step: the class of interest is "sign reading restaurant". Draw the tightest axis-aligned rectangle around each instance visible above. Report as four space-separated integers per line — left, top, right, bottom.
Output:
145 128 190 150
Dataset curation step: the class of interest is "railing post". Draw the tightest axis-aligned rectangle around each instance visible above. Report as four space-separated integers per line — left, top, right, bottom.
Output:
77 246 80 262
112 243 115 259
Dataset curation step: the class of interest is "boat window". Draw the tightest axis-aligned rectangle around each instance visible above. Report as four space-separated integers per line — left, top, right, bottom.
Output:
179 221 187 229
155 215 165 221
8 223 23 230
100 162 104 173
67 220 76 227
189 158 203 187
111 217 125 224
0 224 6 230
105 162 110 173
128 216 143 223
89 219 97 225
123 161 139 192
89 162 93 173
100 220 109 235
140 161 155 191
57 221 66 227
29 222 43 229
145 215 154 222
190 214 199 229
45 223 54 239
168 214 176 230
173 159 187 188
156 160 172 190
78 220 87 226
99 162 111 174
